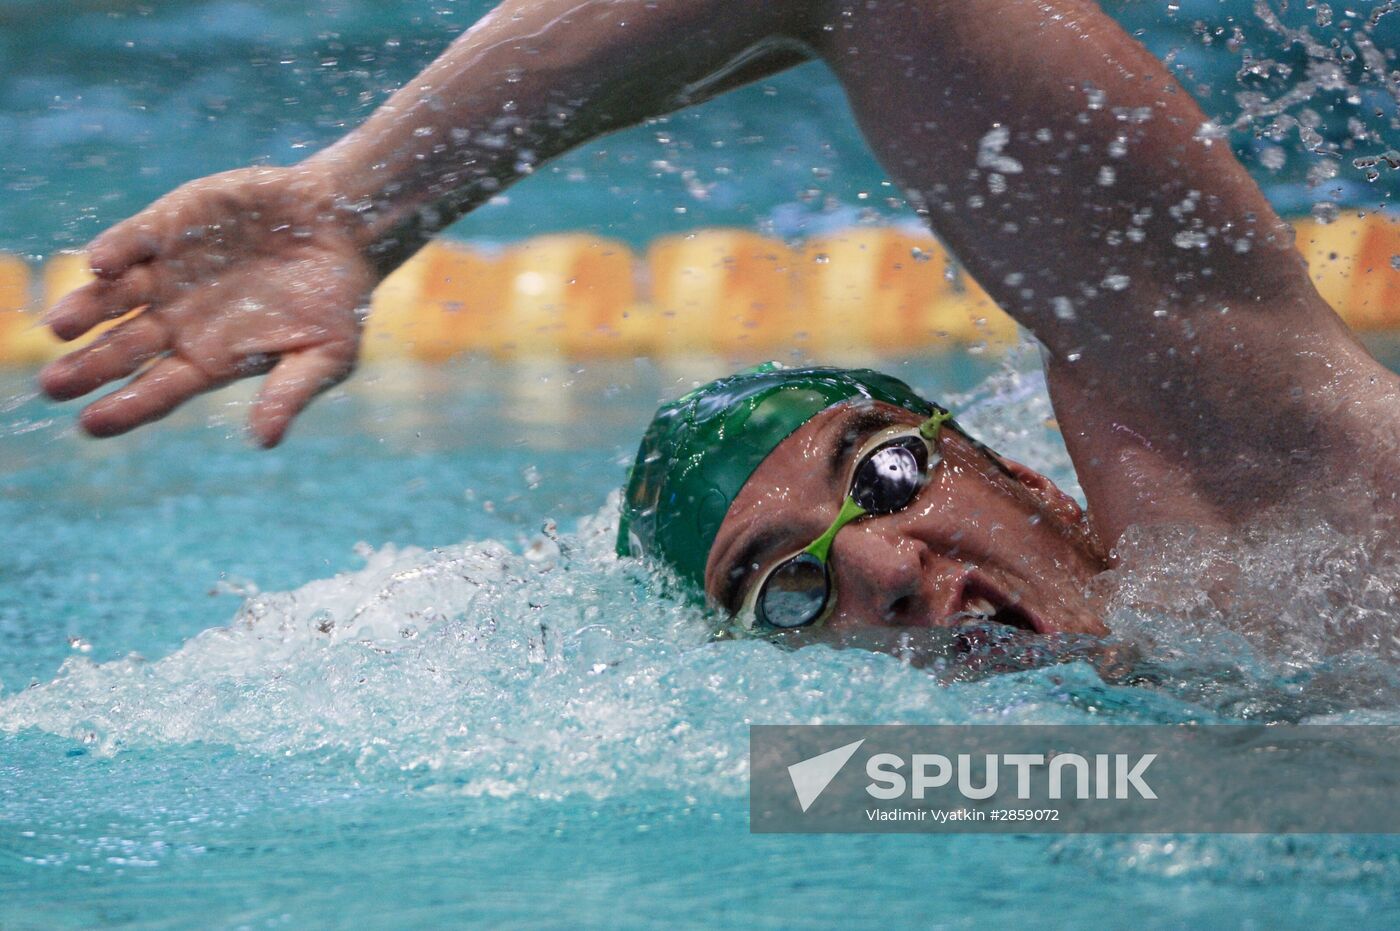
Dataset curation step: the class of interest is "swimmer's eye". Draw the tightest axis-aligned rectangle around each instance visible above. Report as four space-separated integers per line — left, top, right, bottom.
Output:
849 435 932 514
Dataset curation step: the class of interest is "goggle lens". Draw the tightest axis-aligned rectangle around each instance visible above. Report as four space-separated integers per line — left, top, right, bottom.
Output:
850 436 931 514
755 552 830 629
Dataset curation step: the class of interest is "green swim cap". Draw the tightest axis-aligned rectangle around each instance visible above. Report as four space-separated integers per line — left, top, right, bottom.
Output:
616 363 935 595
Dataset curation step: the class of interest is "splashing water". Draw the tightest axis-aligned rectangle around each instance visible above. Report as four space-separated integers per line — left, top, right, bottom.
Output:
12 356 1400 763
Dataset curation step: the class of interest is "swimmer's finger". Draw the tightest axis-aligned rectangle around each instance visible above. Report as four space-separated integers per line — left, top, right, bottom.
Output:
39 312 170 401
78 356 216 439
88 218 162 280
248 346 355 448
44 267 156 341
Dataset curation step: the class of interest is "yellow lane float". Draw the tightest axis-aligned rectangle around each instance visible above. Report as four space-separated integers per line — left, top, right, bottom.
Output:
1 213 1398 367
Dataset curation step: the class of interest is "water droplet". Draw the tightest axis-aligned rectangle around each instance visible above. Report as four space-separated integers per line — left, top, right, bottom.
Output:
1172 230 1210 249
1051 296 1076 320
1193 121 1229 145
1260 148 1286 171
1102 274 1131 291
1311 202 1340 225
1390 255 1400 271
812 253 830 265
976 125 1023 174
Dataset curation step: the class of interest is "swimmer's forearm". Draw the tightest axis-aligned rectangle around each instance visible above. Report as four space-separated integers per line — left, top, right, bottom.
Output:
305 0 817 271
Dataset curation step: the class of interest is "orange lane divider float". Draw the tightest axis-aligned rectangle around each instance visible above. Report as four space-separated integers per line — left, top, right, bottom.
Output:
2 214 1400 367
364 235 648 360
0 252 137 365
1292 212 1400 333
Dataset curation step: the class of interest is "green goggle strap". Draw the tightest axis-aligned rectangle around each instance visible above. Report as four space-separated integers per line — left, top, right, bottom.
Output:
803 496 867 564
920 409 953 441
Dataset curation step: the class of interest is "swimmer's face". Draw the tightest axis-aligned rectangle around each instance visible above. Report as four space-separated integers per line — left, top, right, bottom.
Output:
705 401 1109 638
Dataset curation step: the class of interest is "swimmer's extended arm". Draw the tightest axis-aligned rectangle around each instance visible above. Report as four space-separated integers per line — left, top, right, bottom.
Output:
40 0 818 445
42 0 1395 524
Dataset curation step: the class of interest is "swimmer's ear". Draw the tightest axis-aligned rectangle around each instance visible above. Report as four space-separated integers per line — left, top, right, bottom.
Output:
991 454 1087 528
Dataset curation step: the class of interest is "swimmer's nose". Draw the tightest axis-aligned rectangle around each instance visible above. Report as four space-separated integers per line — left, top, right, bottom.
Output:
830 528 962 627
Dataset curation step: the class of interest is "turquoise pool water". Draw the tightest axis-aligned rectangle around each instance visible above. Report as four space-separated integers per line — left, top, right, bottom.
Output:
6 350 1400 927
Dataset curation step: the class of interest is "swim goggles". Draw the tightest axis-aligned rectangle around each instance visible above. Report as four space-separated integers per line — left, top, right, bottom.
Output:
732 410 958 635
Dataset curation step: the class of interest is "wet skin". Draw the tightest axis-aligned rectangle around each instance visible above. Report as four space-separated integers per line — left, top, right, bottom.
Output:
706 401 1110 638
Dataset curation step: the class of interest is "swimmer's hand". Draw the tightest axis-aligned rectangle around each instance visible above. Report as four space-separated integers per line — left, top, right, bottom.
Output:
39 166 375 447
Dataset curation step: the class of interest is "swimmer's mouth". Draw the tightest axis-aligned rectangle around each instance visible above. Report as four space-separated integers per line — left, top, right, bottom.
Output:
947 577 1042 634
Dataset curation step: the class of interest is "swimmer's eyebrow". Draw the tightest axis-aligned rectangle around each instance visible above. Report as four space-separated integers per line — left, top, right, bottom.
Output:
826 405 909 487
715 405 909 614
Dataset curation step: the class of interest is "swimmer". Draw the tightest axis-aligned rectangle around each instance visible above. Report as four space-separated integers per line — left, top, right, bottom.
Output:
36 0 1400 639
